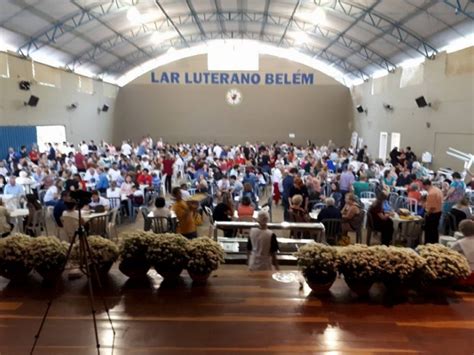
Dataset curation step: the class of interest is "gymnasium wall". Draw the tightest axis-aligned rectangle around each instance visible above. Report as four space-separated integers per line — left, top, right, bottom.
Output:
0 52 118 145
114 54 353 146
351 47 474 171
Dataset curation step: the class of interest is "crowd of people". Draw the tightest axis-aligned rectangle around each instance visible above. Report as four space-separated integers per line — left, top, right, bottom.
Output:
0 136 473 271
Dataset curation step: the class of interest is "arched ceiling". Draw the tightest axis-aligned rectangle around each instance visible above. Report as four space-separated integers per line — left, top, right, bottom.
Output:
0 0 472 85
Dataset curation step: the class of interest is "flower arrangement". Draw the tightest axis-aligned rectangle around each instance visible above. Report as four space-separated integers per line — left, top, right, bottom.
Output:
0 234 34 280
294 243 339 284
30 237 69 278
373 245 428 283
338 244 382 281
72 236 118 273
119 231 155 260
186 237 225 275
146 234 189 277
416 244 470 282
118 231 156 278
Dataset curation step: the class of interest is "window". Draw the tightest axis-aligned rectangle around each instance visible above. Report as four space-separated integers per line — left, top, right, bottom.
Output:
0 52 10 78
379 132 388 160
32 61 61 88
78 76 94 94
36 125 66 153
390 132 401 151
208 41 259 71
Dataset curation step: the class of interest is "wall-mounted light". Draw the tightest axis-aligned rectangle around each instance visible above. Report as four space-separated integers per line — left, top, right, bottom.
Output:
415 96 431 108
67 103 78 110
383 103 394 111
356 105 367 114
97 104 109 114
24 95 39 107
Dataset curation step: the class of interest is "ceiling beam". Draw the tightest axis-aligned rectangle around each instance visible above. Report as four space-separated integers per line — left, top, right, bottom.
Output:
185 0 207 39
279 0 302 45
213 0 226 33
314 0 438 58
260 0 271 38
68 11 394 74
154 0 189 47
443 0 474 20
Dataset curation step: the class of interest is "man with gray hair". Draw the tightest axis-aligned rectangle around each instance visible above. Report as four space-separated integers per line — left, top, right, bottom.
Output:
246 211 279 271
316 197 342 222
452 220 474 272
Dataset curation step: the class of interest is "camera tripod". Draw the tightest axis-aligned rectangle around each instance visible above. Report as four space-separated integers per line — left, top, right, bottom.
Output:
30 206 115 354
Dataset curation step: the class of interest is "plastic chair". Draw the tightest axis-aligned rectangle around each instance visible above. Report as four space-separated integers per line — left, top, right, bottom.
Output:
321 218 342 245
25 209 43 237
140 206 151 231
366 212 381 245
149 216 170 233
204 206 214 224
88 215 108 237
389 192 399 209
61 216 78 243
360 191 376 199
107 208 119 240
355 209 366 244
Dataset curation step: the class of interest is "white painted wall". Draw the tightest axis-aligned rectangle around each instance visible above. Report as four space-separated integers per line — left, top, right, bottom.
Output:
351 47 474 170
0 53 118 145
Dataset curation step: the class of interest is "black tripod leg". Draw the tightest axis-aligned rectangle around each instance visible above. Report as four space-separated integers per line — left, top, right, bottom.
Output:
83 236 116 335
30 233 78 355
81 236 101 354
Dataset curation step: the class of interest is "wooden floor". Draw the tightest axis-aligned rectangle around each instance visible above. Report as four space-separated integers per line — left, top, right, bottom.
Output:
0 266 473 355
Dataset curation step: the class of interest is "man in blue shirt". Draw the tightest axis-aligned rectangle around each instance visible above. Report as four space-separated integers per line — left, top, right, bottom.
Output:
4 176 24 196
282 168 298 221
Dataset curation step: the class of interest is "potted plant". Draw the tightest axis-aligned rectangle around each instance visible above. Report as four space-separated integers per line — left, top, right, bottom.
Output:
146 233 189 280
30 237 69 283
416 244 470 291
294 243 339 294
186 237 225 284
72 236 119 277
118 231 155 278
0 234 34 281
373 246 426 297
338 245 381 297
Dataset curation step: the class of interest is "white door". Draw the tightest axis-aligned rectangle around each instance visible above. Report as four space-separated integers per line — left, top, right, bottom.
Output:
379 132 388 160
390 132 401 151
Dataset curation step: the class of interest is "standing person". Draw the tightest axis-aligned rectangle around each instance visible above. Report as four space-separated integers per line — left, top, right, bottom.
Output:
339 165 355 204
246 211 279 271
282 168 297 220
162 154 175 194
357 145 367 162
171 187 197 239
288 177 309 212
368 195 394 246
422 179 443 244
443 172 466 213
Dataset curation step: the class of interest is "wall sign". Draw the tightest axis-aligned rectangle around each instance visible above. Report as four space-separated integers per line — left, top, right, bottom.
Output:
151 71 314 85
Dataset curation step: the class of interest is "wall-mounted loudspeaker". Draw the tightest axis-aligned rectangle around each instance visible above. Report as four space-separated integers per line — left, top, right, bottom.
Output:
24 95 39 107
415 96 431 108
356 105 365 113
102 104 109 112
19 80 31 91
383 103 393 111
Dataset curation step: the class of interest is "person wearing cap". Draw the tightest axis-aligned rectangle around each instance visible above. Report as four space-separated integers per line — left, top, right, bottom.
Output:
246 211 279 271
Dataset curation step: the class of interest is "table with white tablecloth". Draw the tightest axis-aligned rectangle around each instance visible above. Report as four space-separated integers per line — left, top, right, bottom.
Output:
8 208 29 233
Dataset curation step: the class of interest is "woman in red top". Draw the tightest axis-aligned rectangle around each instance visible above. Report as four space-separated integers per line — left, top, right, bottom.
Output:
29 148 40 164
162 154 175 194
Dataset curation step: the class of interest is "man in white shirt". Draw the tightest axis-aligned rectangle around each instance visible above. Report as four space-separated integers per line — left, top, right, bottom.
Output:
84 167 99 182
121 141 132 156
213 144 223 159
108 163 121 182
80 141 89 156
89 191 110 210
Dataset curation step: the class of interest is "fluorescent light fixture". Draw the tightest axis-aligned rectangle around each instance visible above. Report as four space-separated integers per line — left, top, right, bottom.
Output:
116 39 350 87
312 7 327 25
127 7 142 24
208 40 259 71
398 56 425 68
371 69 388 79
293 32 310 45
150 31 175 44
439 33 474 54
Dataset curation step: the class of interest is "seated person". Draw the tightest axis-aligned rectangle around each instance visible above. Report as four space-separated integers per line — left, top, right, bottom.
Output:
88 190 110 211
230 175 243 196
4 176 25 196
352 174 370 198
213 192 234 237
242 182 258 208
53 191 71 227
247 211 279 271
180 183 191 200
451 198 472 228
369 196 394 246
130 185 144 207
0 199 12 237
317 197 342 222
451 220 474 286
341 193 362 236
152 197 171 218
237 196 255 220
106 181 121 199
43 181 62 207
289 194 309 223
